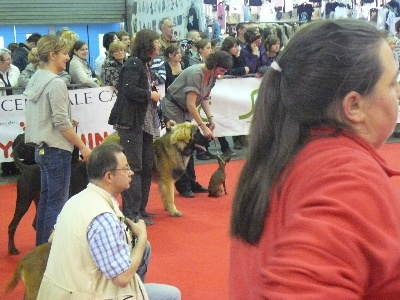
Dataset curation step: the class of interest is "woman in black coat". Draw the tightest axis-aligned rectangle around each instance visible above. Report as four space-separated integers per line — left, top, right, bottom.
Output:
108 29 162 225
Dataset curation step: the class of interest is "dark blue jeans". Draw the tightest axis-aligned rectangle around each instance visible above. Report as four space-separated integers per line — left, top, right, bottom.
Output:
117 128 153 220
35 145 71 246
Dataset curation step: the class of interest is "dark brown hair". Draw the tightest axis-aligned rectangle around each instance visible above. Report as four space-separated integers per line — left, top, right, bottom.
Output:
131 29 159 62
231 19 385 244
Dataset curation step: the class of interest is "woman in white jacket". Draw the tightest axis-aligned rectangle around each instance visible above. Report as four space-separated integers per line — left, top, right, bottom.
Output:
69 40 99 88
0 48 20 96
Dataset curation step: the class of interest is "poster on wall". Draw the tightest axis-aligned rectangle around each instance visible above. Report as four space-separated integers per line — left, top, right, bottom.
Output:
131 0 196 39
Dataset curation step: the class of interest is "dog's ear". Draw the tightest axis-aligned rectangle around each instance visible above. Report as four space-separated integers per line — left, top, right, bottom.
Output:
103 132 120 144
221 155 231 163
170 123 192 145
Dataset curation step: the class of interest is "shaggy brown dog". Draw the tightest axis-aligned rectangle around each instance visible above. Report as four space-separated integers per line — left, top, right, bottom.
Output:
153 122 208 217
6 243 51 300
105 122 209 217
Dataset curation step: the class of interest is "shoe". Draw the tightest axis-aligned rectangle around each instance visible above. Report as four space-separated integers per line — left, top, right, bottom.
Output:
192 183 208 193
141 217 154 226
205 151 217 159
196 153 210 160
233 141 242 150
223 148 236 157
140 210 156 219
193 186 208 193
180 190 195 198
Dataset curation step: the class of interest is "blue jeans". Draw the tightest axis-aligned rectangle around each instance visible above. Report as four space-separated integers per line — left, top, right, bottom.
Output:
35 145 71 246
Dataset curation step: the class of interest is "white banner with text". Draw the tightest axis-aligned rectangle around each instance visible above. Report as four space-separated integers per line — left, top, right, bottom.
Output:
0 77 261 162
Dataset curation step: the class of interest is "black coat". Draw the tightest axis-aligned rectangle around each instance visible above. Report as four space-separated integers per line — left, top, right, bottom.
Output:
108 57 151 129
12 43 30 72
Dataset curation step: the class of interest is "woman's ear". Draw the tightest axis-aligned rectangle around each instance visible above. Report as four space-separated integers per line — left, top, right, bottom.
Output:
48 51 57 61
341 91 366 124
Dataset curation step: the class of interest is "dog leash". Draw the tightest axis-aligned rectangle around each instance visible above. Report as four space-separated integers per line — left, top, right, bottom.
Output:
212 138 222 160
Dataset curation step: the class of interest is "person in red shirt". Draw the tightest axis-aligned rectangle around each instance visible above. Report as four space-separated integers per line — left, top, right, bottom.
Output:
229 19 400 299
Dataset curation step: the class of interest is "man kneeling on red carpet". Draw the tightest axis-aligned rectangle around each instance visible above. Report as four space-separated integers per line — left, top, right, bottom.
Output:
37 143 181 300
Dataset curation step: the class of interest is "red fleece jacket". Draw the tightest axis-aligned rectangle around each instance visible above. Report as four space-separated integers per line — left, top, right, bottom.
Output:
229 132 400 299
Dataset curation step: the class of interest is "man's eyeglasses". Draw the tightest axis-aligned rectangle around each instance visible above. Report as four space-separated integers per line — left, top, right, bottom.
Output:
110 165 132 174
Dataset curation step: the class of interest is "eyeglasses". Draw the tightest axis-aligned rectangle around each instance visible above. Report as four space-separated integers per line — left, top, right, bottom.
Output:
110 165 133 174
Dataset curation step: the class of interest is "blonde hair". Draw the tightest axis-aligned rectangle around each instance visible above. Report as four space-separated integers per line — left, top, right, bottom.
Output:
108 41 127 53
60 30 79 50
28 48 40 65
385 36 396 45
35 35 69 63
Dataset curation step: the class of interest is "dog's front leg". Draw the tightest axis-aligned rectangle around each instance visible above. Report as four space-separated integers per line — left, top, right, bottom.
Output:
222 179 228 195
158 179 182 217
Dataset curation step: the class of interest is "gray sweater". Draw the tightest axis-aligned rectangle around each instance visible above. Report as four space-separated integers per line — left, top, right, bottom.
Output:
24 69 74 152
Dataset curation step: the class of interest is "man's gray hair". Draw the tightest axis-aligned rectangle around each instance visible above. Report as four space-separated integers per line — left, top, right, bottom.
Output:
159 18 171 31
0 48 11 60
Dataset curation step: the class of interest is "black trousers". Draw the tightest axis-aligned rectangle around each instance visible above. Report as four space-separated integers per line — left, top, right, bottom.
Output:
174 155 196 193
117 128 153 219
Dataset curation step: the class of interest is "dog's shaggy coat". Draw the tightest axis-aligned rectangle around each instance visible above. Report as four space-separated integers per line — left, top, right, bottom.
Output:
6 243 51 300
105 122 208 217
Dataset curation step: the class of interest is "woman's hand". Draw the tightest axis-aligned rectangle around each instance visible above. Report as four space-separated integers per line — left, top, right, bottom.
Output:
79 146 91 162
251 43 260 56
207 116 216 131
200 123 214 139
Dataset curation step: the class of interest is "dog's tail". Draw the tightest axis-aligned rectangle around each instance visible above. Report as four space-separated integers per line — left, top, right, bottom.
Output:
6 258 24 293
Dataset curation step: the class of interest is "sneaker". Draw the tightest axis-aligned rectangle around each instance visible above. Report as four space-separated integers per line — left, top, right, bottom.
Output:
223 148 236 157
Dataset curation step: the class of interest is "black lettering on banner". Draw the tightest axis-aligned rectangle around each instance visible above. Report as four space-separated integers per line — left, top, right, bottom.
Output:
15 98 24 110
1 98 25 112
98 89 118 102
69 91 95 105
84 92 92 104
1 99 13 111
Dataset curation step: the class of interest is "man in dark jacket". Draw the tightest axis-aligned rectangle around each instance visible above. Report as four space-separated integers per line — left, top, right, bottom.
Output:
12 33 42 72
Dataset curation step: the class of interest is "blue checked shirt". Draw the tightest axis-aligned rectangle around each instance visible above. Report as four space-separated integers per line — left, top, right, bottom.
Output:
87 212 132 279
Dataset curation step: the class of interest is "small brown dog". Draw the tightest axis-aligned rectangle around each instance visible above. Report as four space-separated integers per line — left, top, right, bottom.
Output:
7 243 51 300
208 155 231 197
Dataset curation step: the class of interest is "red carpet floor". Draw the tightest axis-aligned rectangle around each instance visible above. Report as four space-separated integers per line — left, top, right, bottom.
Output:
0 159 244 300
2 142 400 300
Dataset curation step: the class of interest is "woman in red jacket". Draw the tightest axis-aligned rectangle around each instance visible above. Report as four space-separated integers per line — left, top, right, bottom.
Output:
229 19 400 299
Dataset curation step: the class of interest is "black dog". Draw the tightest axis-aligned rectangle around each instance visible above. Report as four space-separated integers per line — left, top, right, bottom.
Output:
8 135 88 255
12 133 36 165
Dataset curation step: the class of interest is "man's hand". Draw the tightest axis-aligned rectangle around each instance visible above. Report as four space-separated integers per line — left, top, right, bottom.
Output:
124 218 147 242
